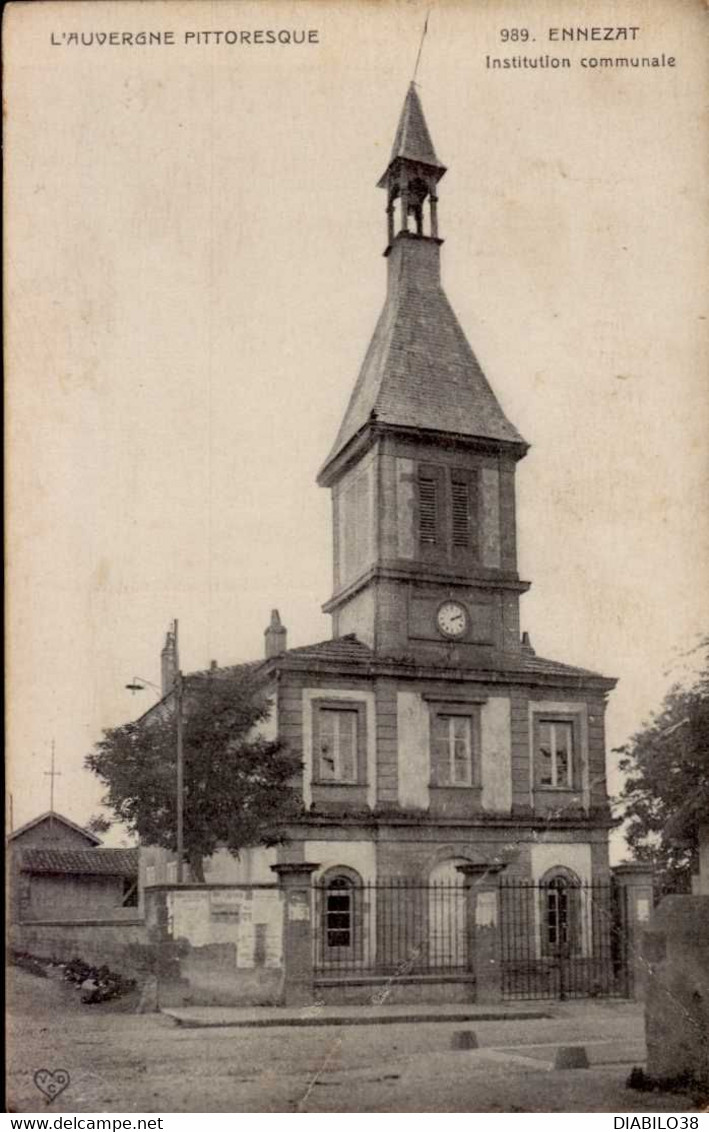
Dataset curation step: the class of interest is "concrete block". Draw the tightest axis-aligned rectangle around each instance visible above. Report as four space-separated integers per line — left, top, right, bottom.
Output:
451 1030 478 1050
554 1045 589 1069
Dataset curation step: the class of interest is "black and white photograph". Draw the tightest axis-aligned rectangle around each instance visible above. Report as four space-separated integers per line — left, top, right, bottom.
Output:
5 0 709 1117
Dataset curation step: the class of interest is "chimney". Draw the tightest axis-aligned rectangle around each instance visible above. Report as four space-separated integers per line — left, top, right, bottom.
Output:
161 627 178 694
264 609 287 659
521 631 536 656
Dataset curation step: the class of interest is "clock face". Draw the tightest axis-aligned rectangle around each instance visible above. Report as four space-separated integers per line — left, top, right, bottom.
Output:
436 601 468 639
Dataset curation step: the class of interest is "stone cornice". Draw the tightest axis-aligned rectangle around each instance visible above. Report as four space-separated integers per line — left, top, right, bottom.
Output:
323 564 531 613
318 420 529 488
264 651 616 692
286 810 618 832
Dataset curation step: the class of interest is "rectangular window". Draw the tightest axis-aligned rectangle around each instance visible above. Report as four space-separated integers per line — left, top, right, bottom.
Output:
451 479 470 547
432 714 473 785
537 720 574 788
122 877 139 907
419 475 437 544
318 708 358 783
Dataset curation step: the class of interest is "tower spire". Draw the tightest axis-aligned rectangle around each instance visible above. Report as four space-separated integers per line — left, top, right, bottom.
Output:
411 11 431 85
377 84 446 246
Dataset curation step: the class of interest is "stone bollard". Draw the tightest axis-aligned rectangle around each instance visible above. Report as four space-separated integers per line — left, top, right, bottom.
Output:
554 1045 590 1069
451 1030 479 1050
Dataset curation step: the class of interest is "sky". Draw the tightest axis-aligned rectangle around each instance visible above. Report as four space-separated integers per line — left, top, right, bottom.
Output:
6 0 708 855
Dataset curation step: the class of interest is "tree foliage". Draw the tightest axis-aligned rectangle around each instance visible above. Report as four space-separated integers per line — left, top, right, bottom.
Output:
616 638 709 895
86 671 302 881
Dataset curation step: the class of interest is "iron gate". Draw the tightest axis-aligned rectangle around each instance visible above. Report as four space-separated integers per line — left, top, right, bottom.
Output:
313 878 468 976
499 879 631 1000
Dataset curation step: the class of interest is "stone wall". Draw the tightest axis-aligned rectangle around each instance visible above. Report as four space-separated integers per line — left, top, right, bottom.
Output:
10 918 148 977
144 885 284 1007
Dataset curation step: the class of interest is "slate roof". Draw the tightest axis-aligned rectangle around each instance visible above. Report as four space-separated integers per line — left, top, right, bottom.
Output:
383 83 446 174
320 236 527 475
20 847 139 877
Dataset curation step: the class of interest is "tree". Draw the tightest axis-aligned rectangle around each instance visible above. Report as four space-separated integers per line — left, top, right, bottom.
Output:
616 638 709 895
85 813 112 837
86 671 302 881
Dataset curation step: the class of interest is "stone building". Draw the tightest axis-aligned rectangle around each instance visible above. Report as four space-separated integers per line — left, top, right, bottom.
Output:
144 87 622 994
8 812 139 924
254 85 614 879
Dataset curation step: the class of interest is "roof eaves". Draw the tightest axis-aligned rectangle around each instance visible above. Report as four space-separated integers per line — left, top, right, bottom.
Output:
8 812 101 846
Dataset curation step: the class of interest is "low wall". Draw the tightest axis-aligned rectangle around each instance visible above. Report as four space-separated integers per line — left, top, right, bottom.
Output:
316 975 477 1006
643 896 709 1090
11 918 149 977
144 884 285 1007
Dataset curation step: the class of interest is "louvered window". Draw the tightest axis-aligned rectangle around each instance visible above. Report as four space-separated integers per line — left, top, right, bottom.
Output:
419 476 437 544
451 480 470 547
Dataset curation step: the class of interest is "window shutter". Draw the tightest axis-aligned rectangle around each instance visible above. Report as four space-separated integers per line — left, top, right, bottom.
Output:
451 480 470 547
419 476 437 544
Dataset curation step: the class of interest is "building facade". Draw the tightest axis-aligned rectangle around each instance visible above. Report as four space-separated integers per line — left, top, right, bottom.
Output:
143 86 620 992
258 84 616 885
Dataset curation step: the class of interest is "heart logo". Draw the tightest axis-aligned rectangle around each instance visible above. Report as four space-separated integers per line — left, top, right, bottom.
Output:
34 1069 70 1103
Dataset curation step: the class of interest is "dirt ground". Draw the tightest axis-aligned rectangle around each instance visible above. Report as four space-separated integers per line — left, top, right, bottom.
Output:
6 965 706 1114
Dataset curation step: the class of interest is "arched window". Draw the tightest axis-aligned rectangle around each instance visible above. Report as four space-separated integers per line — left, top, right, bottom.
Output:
325 876 354 949
317 867 364 969
541 868 581 957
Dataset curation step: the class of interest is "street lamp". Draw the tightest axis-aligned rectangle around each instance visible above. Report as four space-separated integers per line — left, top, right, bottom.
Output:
126 619 186 884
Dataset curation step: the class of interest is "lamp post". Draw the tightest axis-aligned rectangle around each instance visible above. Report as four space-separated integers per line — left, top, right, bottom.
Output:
126 618 185 884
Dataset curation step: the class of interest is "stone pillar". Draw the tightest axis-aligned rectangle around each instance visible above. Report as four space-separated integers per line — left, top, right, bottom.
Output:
271 862 319 1007
457 862 509 1004
613 863 655 1000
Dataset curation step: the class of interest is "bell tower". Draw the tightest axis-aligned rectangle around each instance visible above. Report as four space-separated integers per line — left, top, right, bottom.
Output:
377 82 446 245
318 85 530 667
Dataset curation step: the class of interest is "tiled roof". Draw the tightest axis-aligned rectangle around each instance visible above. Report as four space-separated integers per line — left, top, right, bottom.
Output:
515 653 607 680
190 659 266 680
387 83 445 171
321 236 526 473
278 634 374 665
205 637 609 683
20 847 139 877
8 812 101 845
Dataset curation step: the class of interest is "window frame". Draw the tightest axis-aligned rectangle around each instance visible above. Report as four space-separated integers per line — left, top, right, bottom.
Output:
533 714 580 791
540 867 582 958
318 867 365 967
426 698 483 789
312 700 366 786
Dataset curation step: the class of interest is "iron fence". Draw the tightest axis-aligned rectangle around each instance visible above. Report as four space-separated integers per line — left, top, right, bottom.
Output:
499 879 631 1001
312 878 469 976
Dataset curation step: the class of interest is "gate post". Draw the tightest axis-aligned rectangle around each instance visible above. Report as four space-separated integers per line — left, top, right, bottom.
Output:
271 862 319 1007
612 863 655 1000
457 862 509 1004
